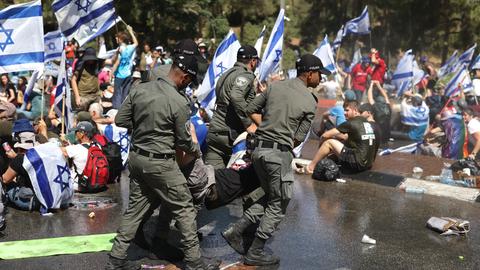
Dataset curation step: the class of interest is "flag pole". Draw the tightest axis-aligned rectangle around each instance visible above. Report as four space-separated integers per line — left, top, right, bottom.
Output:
336 44 342 63
369 32 372 49
61 91 66 134
40 76 44 120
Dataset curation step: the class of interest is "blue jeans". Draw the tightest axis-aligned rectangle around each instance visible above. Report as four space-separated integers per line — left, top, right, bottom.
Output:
112 76 132 109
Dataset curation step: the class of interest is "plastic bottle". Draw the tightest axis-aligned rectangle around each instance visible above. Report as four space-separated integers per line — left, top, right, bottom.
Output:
405 187 426 194
439 163 456 186
425 175 441 182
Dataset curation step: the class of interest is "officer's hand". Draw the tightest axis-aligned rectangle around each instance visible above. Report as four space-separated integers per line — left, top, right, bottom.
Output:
75 95 82 107
246 124 257 134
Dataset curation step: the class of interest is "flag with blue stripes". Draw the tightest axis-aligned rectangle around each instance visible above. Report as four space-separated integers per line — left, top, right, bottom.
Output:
343 6 370 36
444 65 473 97
412 60 427 85
471 55 480 71
101 124 130 167
22 69 40 108
379 142 420 156
254 25 266 59
333 25 344 53
313 35 337 74
452 44 476 72
54 50 73 132
52 0 120 47
226 132 248 168
438 50 458 78
44 30 65 62
23 142 74 212
392 49 414 97
0 0 44 73
348 47 362 72
401 98 429 127
196 30 241 115
258 8 285 82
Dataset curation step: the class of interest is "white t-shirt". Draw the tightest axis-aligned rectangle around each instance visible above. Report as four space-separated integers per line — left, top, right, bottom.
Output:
468 118 480 146
472 79 480 96
66 144 89 180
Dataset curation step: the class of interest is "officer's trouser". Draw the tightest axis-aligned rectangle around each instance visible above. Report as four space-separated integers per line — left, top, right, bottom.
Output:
110 152 201 263
244 147 294 240
205 132 231 169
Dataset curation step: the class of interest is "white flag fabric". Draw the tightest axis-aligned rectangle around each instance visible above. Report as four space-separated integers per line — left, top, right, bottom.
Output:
412 60 426 85
343 6 370 36
52 0 120 47
392 49 414 97
452 44 477 71
258 8 285 82
333 25 344 53
196 30 241 114
23 69 40 107
54 51 74 132
438 50 458 78
23 142 73 212
401 98 429 127
254 25 266 59
444 65 473 97
101 123 130 167
471 55 480 71
313 35 337 74
44 30 65 62
348 47 362 71
0 0 44 73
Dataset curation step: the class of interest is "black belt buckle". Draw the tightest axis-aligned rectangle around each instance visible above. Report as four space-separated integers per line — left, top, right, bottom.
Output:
256 140 290 152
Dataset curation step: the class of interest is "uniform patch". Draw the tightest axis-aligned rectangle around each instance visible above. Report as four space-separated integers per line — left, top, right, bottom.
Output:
235 76 249 87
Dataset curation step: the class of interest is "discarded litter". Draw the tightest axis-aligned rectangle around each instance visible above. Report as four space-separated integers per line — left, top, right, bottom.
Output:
412 167 423 179
361 234 376 245
459 256 464 261
425 175 441 182
399 184 425 194
140 265 165 269
336 178 346 183
426 217 470 236
88 212 95 219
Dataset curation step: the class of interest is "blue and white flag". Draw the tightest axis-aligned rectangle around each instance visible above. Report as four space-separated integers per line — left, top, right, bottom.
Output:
0 0 44 73
333 25 344 53
392 49 414 97
438 50 458 78
54 51 73 132
313 35 337 74
401 99 429 127
52 0 120 47
23 142 73 212
471 55 480 71
101 124 130 167
379 142 420 156
196 30 241 114
258 8 285 82
412 60 426 85
254 25 266 59
23 69 40 107
343 6 370 36
44 30 65 62
444 65 473 97
453 44 477 71
226 132 248 169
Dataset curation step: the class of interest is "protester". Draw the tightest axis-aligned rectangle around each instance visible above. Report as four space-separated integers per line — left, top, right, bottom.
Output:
205 45 259 169
71 47 101 111
366 81 391 145
400 92 430 142
463 108 480 159
348 56 370 102
368 48 388 97
0 73 16 105
16 76 27 107
139 42 152 81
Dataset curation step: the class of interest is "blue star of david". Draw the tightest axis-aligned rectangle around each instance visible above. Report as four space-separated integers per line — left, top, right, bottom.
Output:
53 163 71 192
88 22 98 31
75 0 91 12
47 42 56 51
215 62 227 78
273 49 282 63
118 132 130 153
0 24 14 52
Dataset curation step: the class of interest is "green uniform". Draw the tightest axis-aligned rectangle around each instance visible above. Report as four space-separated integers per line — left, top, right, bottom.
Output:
205 62 256 169
110 75 201 263
148 64 171 81
244 78 316 240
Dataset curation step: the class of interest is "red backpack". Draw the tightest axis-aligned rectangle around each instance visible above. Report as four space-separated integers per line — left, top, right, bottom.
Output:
78 143 109 193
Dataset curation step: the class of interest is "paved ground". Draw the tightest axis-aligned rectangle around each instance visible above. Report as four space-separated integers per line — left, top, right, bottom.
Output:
1 150 480 270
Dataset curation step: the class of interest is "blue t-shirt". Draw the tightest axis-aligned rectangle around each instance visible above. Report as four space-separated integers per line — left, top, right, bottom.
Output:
191 115 208 153
115 44 136 79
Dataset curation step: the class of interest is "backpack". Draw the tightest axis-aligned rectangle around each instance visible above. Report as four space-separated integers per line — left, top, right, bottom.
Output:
93 134 123 183
78 143 109 193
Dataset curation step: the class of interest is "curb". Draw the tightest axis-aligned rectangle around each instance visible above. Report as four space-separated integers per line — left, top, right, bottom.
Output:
401 178 480 203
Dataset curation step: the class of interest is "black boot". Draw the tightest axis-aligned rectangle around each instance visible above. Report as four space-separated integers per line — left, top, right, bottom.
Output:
184 258 221 270
104 255 139 270
243 237 280 266
148 237 184 261
221 216 252 255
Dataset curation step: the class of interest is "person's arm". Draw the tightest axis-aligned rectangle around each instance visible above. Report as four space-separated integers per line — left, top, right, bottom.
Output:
115 87 134 129
321 128 341 141
294 109 316 147
230 75 255 130
37 119 48 139
469 132 480 158
7 88 15 103
367 82 375 105
174 103 199 155
126 25 138 47
246 86 269 124
2 166 18 184
71 73 82 107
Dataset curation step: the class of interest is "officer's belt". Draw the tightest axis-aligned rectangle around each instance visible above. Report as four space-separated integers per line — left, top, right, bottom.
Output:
255 140 291 152
210 130 230 136
132 146 175 160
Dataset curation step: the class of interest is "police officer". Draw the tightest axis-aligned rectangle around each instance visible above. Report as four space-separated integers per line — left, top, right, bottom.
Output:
107 54 219 270
205 45 259 169
222 54 329 266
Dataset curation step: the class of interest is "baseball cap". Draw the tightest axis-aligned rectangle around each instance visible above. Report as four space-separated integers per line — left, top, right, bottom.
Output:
12 118 34 134
237 45 259 60
296 54 331 75
343 89 357 101
14 132 37 150
361 56 370 63
173 39 200 56
174 54 198 83
72 121 94 137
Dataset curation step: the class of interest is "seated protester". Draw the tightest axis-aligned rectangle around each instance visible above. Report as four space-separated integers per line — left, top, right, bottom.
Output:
33 117 60 141
358 103 381 156
463 108 480 159
100 83 114 113
306 100 378 174
400 92 429 142
16 80 50 120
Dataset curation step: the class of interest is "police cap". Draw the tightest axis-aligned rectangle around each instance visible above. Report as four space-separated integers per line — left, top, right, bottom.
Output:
296 54 331 75
237 45 259 60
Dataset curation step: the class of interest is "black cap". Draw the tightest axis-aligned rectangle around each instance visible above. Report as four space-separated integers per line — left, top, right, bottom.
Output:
173 39 200 56
237 45 259 60
296 54 331 75
174 54 198 83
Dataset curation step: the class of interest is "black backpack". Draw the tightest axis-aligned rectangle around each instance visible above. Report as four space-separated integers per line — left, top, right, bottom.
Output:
93 134 123 183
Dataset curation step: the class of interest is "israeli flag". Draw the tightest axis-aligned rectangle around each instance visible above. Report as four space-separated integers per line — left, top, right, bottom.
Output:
54 50 73 132
453 44 477 71
333 25 344 53
196 30 241 115
438 50 458 78
226 132 248 169
444 65 473 97
343 6 370 36
401 99 429 127
101 124 130 167
52 0 120 47
471 55 480 70
258 8 285 82
392 49 414 97
412 60 426 85
23 142 73 212
313 35 337 74
348 47 362 72
23 69 40 107
254 25 266 59
44 30 65 62
0 0 44 73
379 142 420 156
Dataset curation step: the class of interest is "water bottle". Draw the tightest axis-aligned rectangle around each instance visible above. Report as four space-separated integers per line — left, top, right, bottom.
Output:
439 163 456 186
405 187 426 194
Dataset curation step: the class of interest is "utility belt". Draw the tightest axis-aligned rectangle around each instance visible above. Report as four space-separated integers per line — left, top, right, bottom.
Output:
255 140 291 152
131 146 175 160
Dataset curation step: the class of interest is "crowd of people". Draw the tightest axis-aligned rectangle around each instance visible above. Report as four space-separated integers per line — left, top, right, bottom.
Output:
0 23 480 270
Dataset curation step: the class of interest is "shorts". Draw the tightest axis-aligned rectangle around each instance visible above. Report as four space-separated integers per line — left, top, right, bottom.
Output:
338 147 367 172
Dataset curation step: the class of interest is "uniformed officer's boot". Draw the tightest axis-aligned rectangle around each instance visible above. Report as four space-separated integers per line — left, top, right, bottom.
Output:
221 216 252 255
243 237 280 266
184 258 221 270
104 255 139 270
148 237 184 261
